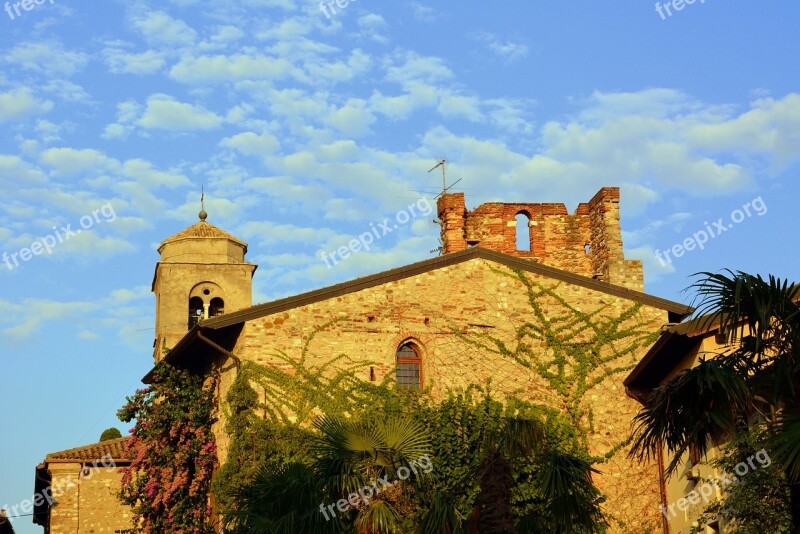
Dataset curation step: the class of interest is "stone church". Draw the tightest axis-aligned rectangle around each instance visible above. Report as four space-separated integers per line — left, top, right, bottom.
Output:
33 187 692 533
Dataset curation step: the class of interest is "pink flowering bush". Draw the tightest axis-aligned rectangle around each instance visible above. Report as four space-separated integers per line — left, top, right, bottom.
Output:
118 363 217 534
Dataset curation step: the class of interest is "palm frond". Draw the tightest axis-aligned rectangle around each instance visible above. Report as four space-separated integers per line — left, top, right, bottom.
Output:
629 356 751 477
354 500 401 534
375 416 432 469
225 462 342 534
690 270 800 351
494 416 545 459
417 491 463 534
536 451 605 533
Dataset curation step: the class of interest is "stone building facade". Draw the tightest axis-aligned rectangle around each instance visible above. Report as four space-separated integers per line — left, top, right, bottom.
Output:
148 186 692 532
32 438 133 534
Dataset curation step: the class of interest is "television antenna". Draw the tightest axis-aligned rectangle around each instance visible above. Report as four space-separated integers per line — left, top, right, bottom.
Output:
427 158 462 198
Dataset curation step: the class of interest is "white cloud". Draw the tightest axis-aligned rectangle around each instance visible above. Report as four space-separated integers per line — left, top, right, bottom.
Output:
323 98 375 136
357 14 389 44
220 132 280 156
4 41 89 77
137 94 223 130
0 155 49 185
0 299 95 338
121 159 190 187
0 87 53 122
477 33 529 64
104 48 166 75
39 148 116 176
130 10 197 48
169 53 298 84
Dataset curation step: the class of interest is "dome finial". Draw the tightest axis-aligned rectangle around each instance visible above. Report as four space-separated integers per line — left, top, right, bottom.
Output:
199 185 207 221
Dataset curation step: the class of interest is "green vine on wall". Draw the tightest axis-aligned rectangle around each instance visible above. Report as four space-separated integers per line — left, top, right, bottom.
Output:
454 266 659 457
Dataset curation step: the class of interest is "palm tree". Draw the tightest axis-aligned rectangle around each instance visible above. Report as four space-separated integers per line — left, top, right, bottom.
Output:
313 414 432 533
227 413 432 534
421 416 605 534
630 270 800 530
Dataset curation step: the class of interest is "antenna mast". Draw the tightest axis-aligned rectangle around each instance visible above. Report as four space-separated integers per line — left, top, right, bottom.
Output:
428 159 446 195
428 158 462 199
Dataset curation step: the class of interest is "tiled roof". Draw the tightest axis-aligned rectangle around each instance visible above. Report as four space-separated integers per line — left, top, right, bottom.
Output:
45 437 131 462
160 221 247 248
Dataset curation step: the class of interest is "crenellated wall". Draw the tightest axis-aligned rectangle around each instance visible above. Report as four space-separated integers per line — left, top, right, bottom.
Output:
437 187 643 290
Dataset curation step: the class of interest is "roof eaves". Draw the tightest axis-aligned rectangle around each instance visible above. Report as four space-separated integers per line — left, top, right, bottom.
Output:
142 326 202 383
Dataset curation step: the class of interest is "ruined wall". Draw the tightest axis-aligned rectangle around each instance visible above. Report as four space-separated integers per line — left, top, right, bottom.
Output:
437 187 644 291
214 257 668 532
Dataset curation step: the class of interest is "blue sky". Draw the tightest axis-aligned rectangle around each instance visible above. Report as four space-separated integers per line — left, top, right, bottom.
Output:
1 1 799 531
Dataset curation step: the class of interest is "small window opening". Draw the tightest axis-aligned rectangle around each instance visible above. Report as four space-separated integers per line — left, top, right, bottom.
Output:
515 213 531 251
188 297 204 329
584 243 591 254
209 297 225 318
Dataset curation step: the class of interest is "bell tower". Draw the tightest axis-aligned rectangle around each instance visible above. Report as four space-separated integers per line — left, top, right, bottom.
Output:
151 208 257 362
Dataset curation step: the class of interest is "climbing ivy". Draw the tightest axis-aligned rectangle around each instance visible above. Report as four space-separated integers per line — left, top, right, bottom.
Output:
454 266 659 457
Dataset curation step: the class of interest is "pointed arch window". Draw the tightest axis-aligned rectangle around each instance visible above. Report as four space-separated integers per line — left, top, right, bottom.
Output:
396 342 421 389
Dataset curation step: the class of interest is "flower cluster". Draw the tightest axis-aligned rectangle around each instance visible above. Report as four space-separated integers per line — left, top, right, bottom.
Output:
118 364 217 533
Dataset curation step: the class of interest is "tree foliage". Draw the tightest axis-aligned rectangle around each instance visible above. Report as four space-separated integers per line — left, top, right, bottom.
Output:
99 427 122 441
630 270 800 528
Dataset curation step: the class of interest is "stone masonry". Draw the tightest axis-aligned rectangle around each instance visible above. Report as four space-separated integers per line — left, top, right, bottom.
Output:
210 256 670 532
437 187 644 290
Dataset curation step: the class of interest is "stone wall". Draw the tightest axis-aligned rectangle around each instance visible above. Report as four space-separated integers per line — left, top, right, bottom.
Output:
47 464 133 534
214 256 667 532
437 187 644 291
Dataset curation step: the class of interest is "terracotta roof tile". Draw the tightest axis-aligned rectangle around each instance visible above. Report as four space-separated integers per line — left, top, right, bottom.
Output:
160 221 247 248
45 437 131 462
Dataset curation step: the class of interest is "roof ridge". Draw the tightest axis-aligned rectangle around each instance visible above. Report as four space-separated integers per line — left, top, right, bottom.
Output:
44 436 131 462
203 247 693 329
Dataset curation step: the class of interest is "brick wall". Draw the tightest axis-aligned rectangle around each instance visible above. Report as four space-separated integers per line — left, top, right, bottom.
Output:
437 187 644 290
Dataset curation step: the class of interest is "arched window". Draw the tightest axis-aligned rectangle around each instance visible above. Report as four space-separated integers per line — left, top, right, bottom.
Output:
396 342 421 389
209 297 225 317
515 213 531 251
188 297 204 329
